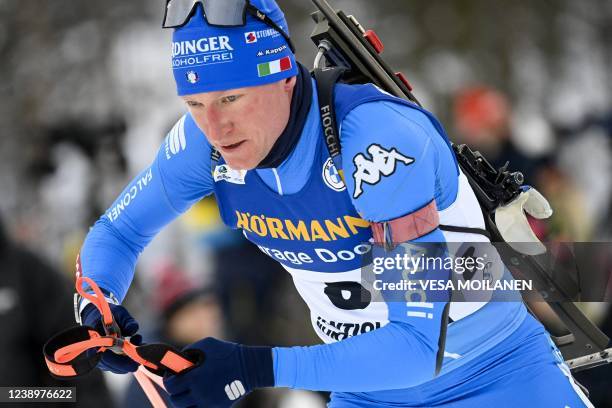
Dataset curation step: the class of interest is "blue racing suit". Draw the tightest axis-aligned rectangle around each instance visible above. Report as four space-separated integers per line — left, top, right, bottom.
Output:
80 72 592 407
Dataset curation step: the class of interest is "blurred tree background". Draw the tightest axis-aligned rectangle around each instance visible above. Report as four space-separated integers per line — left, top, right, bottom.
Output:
1 0 611 261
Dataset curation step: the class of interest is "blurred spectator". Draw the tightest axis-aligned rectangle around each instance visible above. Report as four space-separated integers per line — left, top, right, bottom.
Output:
534 163 593 241
453 85 543 183
452 85 597 241
0 214 114 407
153 261 224 347
454 86 510 147
122 262 223 407
554 111 612 238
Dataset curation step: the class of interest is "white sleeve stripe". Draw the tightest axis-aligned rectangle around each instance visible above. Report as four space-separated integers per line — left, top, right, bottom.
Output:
272 168 283 196
178 115 187 150
556 363 595 407
170 121 179 154
406 302 434 309
169 115 187 155
407 311 434 319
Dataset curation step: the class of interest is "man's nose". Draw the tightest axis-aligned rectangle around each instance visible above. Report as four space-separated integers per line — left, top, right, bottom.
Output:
204 107 233 140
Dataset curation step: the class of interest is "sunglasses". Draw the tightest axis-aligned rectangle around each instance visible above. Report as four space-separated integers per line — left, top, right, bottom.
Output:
163 0 295 52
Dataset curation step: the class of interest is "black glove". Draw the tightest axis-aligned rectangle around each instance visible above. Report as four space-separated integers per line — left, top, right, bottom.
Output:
164 337 274 407
81 303 143 374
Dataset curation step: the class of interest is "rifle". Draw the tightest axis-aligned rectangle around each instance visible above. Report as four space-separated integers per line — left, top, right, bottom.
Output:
309 0 611 372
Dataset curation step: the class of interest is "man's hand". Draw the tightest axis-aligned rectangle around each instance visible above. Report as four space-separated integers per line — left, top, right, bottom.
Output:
164 337 274 408
81 303 143 374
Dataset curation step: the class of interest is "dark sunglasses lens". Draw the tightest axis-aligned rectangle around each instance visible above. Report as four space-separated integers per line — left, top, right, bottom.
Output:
164 0 200 28
202 0 248 26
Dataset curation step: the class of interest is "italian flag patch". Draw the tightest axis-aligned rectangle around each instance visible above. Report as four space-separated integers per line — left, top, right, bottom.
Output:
257 57 292 77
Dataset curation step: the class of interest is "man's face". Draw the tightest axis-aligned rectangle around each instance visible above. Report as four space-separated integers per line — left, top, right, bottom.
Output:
182 76 296 170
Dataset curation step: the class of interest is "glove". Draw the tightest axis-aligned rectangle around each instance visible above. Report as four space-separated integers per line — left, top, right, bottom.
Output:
495 185 553 255
164 337 274 408
81 302 143 374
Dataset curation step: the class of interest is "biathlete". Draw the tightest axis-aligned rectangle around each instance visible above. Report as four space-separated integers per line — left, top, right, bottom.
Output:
76 1 593 406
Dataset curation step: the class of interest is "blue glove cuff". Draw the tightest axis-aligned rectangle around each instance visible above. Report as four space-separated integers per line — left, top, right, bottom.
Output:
242 345 274 389
80 303 101 328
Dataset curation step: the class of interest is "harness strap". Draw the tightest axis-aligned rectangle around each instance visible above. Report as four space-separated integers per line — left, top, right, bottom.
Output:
313 67 346 176
439 224 491 239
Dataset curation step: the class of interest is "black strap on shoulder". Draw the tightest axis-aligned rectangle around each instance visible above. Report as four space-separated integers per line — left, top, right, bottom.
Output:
313 67 346 167
435 301 451 375
439 224 491 239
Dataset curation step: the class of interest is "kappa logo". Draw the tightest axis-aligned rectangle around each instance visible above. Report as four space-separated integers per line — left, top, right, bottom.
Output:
256 44 288 58
322 158 345 192
352 144 414 199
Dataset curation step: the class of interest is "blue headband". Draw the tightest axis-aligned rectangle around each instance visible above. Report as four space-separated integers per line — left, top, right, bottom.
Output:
172 3 298 95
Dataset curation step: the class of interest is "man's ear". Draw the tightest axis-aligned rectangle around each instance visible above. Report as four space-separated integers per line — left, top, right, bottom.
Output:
284 75 297 92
